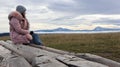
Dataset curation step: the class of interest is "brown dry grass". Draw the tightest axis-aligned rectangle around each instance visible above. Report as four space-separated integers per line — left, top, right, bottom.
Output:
1 33 120 62
40 33 120 62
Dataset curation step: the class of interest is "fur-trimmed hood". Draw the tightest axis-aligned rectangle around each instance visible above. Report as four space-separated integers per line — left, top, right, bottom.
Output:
8 11 24 21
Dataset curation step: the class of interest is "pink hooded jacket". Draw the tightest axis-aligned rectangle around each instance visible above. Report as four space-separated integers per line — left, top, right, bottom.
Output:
8 11 30 44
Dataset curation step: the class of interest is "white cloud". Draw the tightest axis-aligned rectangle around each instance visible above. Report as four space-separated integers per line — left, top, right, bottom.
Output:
73 14 120 21
1 0 120 32
30 23 59 30
71 14 120 26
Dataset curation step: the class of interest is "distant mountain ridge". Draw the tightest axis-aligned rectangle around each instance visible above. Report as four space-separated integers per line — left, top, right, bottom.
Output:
93 26 120 31
0 33 9 36
53 27 72 31
35 27 120 32
35 27 72 32
0 27 120 36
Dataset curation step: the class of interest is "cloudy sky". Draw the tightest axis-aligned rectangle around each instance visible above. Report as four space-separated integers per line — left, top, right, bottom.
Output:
1 0 120 32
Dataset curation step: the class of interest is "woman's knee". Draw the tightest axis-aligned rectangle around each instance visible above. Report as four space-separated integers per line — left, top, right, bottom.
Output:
26 34 32 40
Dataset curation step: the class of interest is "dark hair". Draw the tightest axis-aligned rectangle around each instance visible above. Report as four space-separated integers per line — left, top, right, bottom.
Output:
21 13 26 18
30 31 34 35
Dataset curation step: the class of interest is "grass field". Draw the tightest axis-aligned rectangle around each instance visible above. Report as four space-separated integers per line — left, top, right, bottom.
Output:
0 33 120 62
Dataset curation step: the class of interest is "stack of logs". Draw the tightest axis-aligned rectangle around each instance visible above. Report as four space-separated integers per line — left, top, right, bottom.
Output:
0 40 119 67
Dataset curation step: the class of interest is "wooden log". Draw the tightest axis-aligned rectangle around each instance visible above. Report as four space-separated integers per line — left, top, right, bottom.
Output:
3 40 111 67
1 55 32 67
6 40 74 55
6 40 60 57
0 45 11 59
0 41 36 63
29 43 74 55
56 54 108 67
76 53 120 67
0 41 68 67
0 55 3 63
32 55 68 67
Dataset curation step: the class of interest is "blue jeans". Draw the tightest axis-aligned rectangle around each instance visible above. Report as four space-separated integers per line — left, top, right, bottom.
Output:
30 32 42 45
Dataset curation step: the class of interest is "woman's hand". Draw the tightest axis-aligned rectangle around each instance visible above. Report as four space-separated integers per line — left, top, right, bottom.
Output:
26 34 33 40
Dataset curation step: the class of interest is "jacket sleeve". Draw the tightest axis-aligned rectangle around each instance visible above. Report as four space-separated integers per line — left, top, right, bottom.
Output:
10 18 29 35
